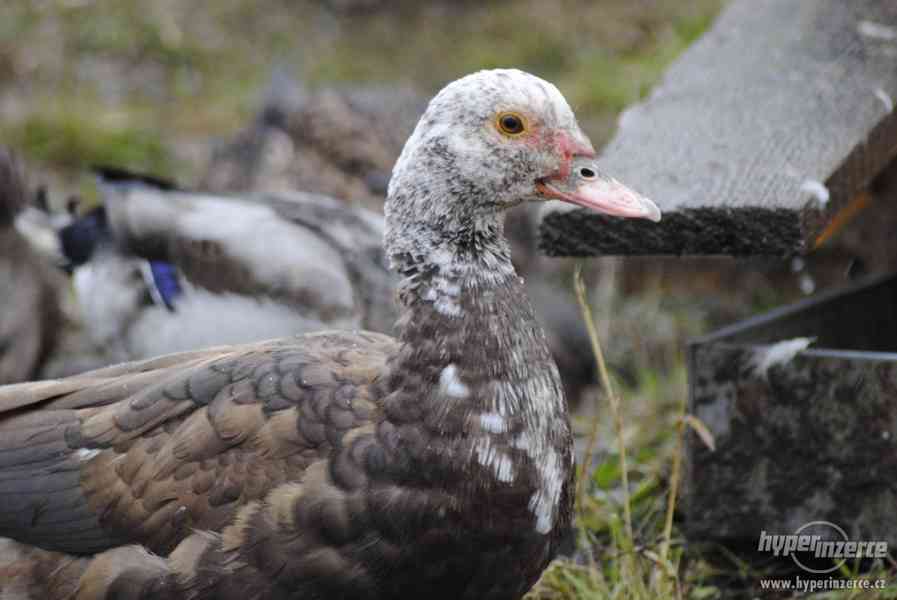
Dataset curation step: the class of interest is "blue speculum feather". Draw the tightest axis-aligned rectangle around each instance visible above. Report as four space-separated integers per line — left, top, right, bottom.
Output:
142 260 182 311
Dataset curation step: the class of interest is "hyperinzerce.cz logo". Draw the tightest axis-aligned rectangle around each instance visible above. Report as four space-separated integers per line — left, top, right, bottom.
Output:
757 521 889 573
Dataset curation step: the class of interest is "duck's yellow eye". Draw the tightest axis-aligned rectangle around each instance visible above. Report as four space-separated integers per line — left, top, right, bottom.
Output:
496 112 526 136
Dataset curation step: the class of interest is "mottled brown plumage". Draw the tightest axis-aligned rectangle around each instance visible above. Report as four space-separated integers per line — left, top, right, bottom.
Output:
0 70 659 600
0 334 393 555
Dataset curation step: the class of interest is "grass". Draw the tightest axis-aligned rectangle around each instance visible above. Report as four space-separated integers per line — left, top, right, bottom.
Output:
525 267 897 600
573 266 632 540
2 109 174 176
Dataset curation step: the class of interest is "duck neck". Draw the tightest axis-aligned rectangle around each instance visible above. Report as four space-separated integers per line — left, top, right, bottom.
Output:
389 210 515 312
386 209 544 396
384 196 572 535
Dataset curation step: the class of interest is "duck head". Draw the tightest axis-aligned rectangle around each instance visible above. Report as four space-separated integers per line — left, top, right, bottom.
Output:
386 69 659 256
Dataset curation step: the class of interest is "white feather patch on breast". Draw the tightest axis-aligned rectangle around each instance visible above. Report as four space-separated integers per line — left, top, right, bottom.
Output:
439 364 470 399
472 437 516 483
493 373 567 535
479 412 509 433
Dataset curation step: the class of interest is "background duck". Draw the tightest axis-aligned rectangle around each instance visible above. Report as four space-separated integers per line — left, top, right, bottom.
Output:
60 168 397 365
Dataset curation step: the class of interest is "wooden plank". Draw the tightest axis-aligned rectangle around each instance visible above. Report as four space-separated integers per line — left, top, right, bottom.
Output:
684 273 897 548
541 0 897 256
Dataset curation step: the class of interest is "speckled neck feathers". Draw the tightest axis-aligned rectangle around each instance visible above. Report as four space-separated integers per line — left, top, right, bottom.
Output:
382 244 573 536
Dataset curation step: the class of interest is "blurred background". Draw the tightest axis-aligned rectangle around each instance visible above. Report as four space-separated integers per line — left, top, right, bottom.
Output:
1 0 721 186
4 1 895 597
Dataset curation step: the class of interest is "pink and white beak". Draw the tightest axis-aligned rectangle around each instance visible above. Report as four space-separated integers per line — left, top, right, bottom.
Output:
537 172 662 222
538 129 661 222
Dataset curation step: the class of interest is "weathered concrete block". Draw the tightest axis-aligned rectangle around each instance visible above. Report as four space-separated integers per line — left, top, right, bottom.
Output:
685 273 897 547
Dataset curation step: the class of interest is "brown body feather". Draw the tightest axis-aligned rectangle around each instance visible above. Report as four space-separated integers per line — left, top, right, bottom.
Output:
0 333 394 557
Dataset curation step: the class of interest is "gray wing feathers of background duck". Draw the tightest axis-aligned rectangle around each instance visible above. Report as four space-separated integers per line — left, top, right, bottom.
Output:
96 175 398 333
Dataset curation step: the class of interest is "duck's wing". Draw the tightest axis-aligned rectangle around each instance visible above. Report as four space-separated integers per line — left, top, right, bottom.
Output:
260 191 399 332
0 330 397 556
94 173 361 325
